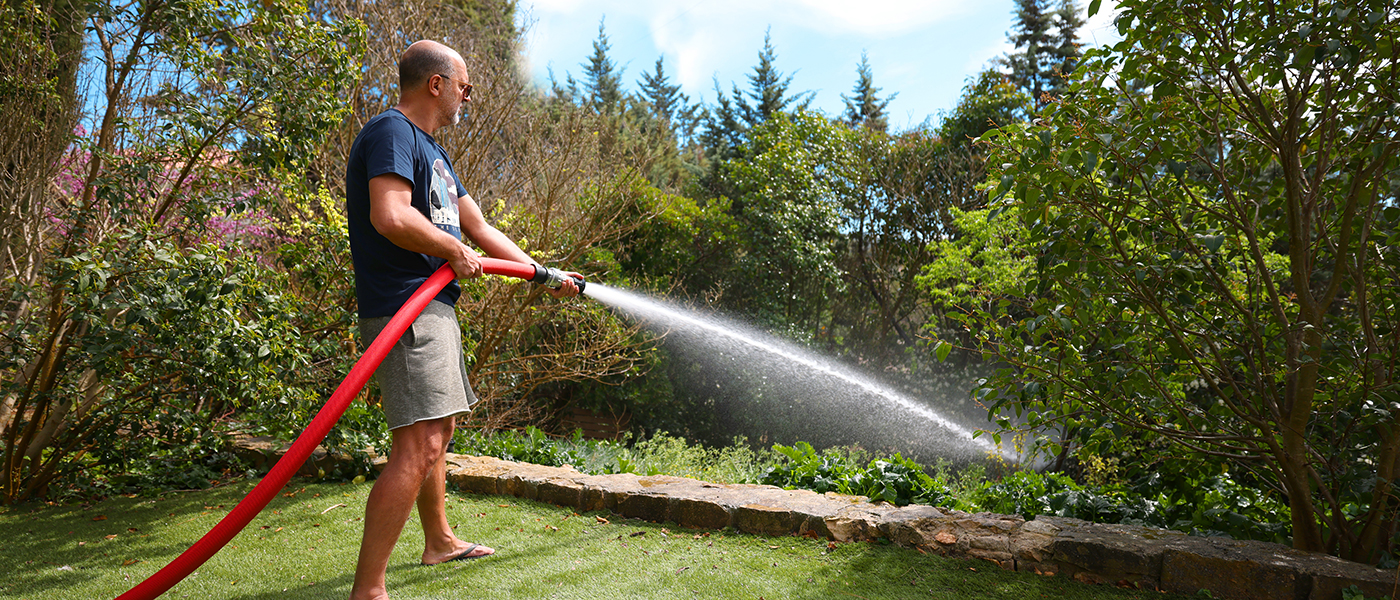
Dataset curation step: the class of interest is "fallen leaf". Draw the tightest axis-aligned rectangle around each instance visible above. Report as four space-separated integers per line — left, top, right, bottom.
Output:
544 525 559 532
105 534 118 540
595 516 609 525
92 515 107 521
122 559 141 566
630 531 646 537
497 504 512 508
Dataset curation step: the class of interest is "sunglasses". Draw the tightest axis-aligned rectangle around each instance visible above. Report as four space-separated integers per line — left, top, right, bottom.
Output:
437 74 473 99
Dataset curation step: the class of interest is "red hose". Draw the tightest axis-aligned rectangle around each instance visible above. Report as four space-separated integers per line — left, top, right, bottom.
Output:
117 258 538 600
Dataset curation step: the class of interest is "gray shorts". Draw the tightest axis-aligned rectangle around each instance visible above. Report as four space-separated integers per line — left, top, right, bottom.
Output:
359 300 478 430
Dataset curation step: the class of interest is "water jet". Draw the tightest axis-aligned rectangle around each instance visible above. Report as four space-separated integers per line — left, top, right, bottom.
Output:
582 283 1017 464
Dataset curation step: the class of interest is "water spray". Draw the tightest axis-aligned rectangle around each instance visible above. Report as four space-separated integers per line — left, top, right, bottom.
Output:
115 258 582 600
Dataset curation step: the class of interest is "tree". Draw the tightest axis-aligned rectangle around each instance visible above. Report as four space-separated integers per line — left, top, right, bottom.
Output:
1002 0 1083 106
0 0 368 503
967 0 1400 561
638 56 685 124
734 29 812 128
841 52 895 133
938 69 1033 149
581 18 623 112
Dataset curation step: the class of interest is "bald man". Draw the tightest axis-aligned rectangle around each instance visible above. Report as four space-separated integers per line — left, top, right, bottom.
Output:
344 40 579 600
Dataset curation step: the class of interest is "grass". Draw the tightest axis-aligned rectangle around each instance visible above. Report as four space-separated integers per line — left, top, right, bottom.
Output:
0 478 1193 600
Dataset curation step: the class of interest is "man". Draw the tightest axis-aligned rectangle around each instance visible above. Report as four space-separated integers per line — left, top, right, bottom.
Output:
344 40 580 600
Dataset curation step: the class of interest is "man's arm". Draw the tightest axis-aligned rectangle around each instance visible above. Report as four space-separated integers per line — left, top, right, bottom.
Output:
368 173 482 279
458 193 579 298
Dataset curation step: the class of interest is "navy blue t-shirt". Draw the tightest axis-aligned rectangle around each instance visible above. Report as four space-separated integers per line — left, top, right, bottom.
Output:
346 108 465 318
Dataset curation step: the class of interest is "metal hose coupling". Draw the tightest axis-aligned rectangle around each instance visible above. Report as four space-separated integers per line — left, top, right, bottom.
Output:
530 264 586 293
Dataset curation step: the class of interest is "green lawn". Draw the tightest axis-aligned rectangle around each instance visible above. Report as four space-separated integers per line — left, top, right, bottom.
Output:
0 478 1190 600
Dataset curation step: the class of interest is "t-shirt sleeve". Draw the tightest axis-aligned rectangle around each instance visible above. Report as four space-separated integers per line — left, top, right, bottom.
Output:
360 117 416 186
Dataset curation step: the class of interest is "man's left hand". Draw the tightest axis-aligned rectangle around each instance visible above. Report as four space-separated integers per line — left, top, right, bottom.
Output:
548 272 583 299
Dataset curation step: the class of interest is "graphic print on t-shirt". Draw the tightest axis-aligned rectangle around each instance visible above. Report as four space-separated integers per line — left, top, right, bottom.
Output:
429 159 461 238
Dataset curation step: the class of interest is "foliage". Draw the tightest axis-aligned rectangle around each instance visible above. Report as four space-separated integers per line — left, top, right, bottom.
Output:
958 0 1400 562
453 428 772 484
761 441 955 506
580 19 624 112
938 69 1033 149
841 52 895 133
0 0 366 503
1000 0 1084 106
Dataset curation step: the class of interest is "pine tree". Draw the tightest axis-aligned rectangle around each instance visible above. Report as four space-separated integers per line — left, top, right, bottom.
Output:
841 52 895 132
1002 0 1084 106
1052 0 1086 85
638 56 686 123
581 18 624 112
734 29 812 127
1003 0 1056 105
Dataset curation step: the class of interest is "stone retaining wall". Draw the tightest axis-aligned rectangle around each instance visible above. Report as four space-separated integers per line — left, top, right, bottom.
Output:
441 455 1394 600
233 438 1394 600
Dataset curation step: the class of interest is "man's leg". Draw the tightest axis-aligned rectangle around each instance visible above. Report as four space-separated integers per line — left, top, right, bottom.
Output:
348 417 453 600
417 416 493 564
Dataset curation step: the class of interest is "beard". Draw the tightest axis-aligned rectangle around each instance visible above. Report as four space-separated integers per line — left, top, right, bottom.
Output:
438 95 463 128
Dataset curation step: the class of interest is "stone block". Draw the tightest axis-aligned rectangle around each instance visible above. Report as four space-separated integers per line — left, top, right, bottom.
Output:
536 477 585 509
825 503 898 542
735 503 805 536
1011 518 1060 564
445 456 511 495
1160 543 1300 600
614 490 672 522
673 497 732 530
1048 519 1171 587
573 473 639 512
1301 552 1396 600
879 505 949 547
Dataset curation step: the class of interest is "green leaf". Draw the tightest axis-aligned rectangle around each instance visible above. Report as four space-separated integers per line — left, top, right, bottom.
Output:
934 341 953 362
1088 0 1102 17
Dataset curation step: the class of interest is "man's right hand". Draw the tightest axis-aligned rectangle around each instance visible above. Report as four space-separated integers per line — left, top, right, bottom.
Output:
449 246 483 280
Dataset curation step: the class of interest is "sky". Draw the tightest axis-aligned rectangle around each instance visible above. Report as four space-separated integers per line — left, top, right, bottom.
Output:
514 0 1122 132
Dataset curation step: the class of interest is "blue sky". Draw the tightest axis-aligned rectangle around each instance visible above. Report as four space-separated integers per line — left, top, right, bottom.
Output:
515 0 1122 132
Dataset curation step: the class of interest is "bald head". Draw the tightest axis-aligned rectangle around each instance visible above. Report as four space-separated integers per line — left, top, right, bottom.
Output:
399 40 463 93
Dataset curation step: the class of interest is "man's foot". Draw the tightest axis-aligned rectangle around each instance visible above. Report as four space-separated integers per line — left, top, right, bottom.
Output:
421 541 494 565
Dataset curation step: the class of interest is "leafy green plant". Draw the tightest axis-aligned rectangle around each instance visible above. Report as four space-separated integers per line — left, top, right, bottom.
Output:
761 442 954 506
1342 584 1392 600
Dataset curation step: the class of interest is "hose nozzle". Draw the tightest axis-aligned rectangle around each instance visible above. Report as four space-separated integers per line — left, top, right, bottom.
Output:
530 265 586 293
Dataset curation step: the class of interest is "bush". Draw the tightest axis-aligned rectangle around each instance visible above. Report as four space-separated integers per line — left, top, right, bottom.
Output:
452 428 770 484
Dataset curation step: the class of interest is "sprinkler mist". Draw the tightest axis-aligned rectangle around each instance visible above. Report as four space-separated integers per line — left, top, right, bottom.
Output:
582 283 1019 464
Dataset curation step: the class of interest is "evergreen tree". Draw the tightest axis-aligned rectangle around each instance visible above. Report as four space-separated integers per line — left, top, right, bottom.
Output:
841 52 895 132
547 65 581 104
1052 1 1086 85
733 29 812 127
581 18 624 111
638 56 686 123
1001 0 1082 106
1003 0 1056 105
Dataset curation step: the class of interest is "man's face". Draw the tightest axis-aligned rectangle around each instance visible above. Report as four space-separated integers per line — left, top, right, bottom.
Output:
436 66 472 127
